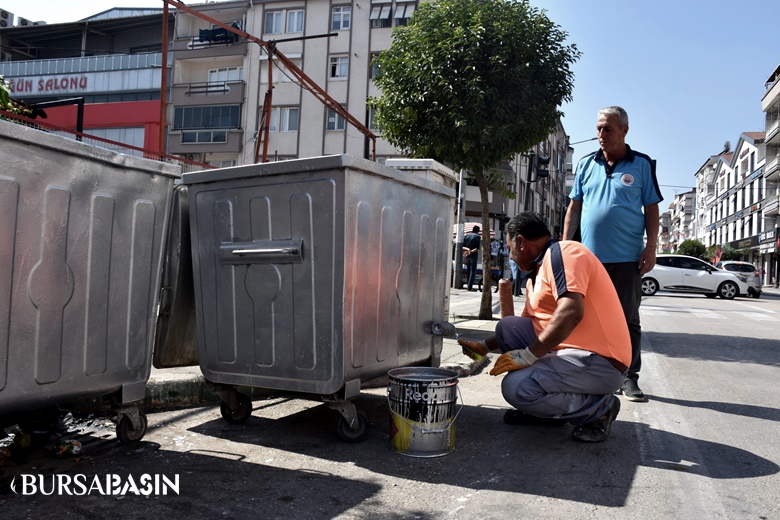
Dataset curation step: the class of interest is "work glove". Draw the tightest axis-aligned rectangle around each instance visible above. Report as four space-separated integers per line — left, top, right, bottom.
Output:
489 348 538 376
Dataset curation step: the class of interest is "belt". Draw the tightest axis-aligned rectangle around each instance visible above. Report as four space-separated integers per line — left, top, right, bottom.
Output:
604 356 628 374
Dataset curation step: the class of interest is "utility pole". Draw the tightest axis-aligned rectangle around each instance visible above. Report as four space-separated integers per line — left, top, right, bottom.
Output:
524 151 536 212
453 169 466 289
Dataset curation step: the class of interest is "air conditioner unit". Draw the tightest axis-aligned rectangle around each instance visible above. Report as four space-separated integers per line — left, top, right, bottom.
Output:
16 16 32 27
0 9 14 28
0 51 12 62
185 153 196 161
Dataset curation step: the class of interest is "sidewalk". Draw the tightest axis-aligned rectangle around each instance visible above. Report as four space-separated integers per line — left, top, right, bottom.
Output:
144 286 518 408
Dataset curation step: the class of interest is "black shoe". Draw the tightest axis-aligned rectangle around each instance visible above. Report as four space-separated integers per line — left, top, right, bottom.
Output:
571 397 621 443
621 379 646 402
503 409 567 427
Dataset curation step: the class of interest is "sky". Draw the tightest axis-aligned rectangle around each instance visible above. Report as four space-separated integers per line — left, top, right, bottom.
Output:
3 0 779 208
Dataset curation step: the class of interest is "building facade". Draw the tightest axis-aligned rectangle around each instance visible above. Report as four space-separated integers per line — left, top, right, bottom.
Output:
762 64 780 285
0 8 173 155
2 1 570 239
169 0 570 232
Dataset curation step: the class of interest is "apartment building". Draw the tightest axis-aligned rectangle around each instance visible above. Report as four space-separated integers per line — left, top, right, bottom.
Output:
1 1 569 234
170 0 570 231
762 63 780 285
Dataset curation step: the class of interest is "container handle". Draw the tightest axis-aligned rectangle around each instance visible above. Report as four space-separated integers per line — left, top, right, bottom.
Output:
220 238 304 265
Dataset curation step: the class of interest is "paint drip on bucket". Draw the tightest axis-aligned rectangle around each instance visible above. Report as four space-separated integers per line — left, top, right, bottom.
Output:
387 367 460 457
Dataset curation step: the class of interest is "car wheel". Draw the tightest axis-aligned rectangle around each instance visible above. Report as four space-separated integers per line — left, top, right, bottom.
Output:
641 278 658 296
717 281 738 300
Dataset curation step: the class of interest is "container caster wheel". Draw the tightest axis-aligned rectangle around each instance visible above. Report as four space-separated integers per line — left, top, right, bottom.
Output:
117 413 148 444
220 392 252 424
335 410 370 442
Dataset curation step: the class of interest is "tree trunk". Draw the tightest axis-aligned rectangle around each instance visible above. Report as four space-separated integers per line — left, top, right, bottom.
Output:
475 171 493 320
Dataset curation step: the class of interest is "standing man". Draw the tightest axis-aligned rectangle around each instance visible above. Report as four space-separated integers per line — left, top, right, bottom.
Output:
563 106 663 402
462 225 481 292
458 212 630 443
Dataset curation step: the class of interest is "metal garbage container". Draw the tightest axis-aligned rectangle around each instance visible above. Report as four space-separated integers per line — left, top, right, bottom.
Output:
182 154 456 441
0 120 180 442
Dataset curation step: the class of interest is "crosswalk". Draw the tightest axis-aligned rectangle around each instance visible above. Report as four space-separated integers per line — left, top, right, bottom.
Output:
641 304 776 321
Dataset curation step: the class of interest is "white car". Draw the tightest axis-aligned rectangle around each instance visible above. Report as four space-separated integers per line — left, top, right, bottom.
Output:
716 261 762 299
641 254 749 299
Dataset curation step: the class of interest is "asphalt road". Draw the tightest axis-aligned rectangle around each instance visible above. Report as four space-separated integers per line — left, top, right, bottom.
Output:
2 292 779 519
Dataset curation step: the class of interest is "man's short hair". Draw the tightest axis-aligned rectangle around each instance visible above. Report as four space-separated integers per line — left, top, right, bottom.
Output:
598 106 629 128
505 212 551 242
471 225 480 233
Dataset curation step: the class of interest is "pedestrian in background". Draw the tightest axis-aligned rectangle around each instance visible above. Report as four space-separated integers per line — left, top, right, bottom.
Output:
462 225 481 292
563 106 663 402
458 212 629 443
509 258 523 296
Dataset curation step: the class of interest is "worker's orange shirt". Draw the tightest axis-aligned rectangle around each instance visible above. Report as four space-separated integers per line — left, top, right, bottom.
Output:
522 240 631 367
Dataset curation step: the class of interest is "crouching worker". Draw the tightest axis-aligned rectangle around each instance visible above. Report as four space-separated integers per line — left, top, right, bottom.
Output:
459 212 630 442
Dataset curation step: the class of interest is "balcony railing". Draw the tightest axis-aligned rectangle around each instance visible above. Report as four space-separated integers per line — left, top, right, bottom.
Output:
767 118 780 144
765 155 779 180
0 53 164 77
171 81 246 105
764 194 780 216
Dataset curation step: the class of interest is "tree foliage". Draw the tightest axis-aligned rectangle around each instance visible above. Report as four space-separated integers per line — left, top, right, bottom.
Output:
677 239 706 260
372 0 579 174
369 0 580 318
1 75 31 116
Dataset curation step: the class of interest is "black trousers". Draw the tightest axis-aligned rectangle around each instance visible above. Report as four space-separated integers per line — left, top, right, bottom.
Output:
603 262 642 382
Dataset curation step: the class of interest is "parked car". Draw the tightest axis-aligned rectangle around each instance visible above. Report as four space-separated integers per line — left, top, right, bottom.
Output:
716 260 762 298
641 254 749 299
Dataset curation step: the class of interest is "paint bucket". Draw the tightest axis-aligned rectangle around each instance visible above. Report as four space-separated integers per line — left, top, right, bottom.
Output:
387 367 461 457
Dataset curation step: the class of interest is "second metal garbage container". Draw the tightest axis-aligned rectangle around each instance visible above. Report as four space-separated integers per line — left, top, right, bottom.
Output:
182 154 456 441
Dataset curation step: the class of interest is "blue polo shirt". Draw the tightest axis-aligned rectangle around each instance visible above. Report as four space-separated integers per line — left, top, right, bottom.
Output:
570 145 663 263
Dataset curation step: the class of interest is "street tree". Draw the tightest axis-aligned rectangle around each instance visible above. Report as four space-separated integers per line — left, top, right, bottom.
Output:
678 239 707 260
370 0 580 319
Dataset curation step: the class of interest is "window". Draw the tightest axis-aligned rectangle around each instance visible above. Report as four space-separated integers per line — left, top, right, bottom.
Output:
209 66 243 84
370 53 381 78
369 4 392 28
394 2 415 26
173 105 240 130
286 9 304 33
281 107 299 132
267 107 278 132
330 56 349 79
263 107 298 132
368 106 381 131
265 11 283 34
332 6 351 30
326 108 346 131
174 105 239 144
273 59 301 83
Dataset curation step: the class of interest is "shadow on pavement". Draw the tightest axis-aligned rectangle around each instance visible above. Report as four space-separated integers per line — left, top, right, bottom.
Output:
185 391 779 508
1 437 383 518
646 331 780 367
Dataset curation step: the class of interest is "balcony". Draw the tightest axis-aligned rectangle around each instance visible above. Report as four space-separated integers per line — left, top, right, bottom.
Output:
173 36 249 60
764 154 779 181
168 128 244 155
764 194 780 216
171 81 246 106
767 118 780 145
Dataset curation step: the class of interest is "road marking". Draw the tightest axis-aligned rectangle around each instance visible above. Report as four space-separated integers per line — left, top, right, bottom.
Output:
688 309 726 319
733 311 775 321
641 308 671 316
735 303 776 313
